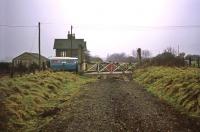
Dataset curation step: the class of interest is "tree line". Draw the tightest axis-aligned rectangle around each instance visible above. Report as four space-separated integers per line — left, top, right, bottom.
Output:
86 47 200 68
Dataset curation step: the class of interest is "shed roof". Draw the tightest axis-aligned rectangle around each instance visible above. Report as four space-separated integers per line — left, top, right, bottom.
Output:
13 52 48 61
54 39 87 50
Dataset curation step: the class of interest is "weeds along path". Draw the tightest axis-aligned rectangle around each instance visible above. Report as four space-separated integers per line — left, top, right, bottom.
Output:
41 77 200 132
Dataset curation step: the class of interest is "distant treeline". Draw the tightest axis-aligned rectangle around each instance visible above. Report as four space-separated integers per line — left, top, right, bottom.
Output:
149 52 185 67
102 47 200 68
144 48 200 67
106 53 137 63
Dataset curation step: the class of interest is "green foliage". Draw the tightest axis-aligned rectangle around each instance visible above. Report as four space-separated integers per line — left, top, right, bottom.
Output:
133 66 200 116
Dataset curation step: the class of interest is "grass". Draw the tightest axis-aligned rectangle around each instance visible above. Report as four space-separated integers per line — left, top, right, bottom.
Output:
133 66 200 117
0 71 95 131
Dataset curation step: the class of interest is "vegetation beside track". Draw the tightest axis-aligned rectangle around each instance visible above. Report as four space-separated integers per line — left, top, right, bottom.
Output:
133 66 200 116
0 71 95 131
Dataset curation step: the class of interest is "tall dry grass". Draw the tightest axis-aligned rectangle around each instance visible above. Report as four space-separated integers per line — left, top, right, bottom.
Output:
133 66 200 116
0 71 95 131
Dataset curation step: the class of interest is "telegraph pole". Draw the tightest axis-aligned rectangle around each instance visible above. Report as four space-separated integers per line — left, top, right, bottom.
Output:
71 25 73 57
38 22 41 70
178 44 179 56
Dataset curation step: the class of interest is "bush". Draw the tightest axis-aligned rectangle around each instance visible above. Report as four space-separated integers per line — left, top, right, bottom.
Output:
0 62 10 74
150 52 185 67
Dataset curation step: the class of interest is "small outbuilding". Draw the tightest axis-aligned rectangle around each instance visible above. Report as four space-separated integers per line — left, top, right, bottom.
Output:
13 52 48 67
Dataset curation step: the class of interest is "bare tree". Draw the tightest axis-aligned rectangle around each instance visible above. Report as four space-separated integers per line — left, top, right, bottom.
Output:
106 53 135 63
106 53 126 62
164 47 177 55
142 50 151 58
90 56 103 63
132 49 137 58
179 52 185 58
126 56 136 63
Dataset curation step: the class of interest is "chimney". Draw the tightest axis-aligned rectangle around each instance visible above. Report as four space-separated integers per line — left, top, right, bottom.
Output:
68 31 71 39
67 31 75 39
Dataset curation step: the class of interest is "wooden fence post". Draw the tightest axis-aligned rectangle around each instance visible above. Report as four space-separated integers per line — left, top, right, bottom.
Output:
137 48 142 65
10 61 14 78
189 57 192 67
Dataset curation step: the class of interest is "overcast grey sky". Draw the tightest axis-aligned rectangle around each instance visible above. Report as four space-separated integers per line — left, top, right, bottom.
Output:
0 0 200 61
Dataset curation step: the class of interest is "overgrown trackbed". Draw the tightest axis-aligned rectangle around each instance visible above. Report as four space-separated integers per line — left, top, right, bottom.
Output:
41 76 200 132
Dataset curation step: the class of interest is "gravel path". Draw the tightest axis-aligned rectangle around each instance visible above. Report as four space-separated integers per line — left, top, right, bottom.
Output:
41 76 200 132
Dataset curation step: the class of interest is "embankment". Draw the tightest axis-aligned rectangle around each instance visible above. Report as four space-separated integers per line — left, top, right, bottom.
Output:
0 71 95 131
133 66 200 116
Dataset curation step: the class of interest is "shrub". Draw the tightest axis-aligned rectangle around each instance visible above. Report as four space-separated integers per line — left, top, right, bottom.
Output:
150 52 185 67
0 62 10 74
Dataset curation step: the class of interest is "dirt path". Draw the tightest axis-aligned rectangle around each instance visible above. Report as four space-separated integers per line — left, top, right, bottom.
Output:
41 76 200 132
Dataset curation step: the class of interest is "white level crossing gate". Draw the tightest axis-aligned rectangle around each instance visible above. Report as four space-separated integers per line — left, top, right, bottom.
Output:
84 63 135 75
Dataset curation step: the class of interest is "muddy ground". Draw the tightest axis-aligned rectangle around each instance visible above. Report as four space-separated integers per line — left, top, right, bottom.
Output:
40 75 200 132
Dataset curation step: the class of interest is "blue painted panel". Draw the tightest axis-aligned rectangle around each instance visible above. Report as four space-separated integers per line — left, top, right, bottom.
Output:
50 63 77 71
50 58 78 71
